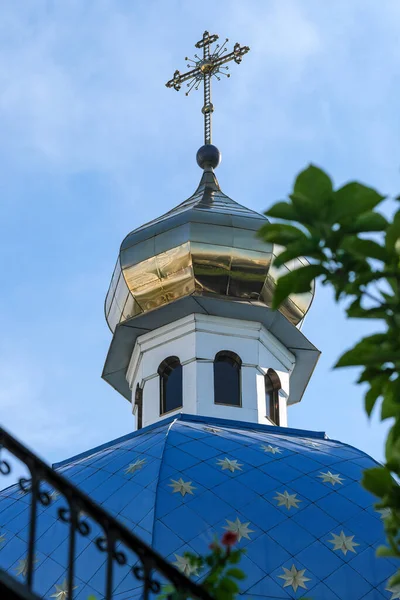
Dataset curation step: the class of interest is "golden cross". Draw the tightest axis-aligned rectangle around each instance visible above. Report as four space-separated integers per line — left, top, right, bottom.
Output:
166 31 249 146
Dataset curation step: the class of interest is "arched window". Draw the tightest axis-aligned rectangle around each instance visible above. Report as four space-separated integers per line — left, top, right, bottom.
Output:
158 356 183 415
214 351 242 407
265 369 281 425
134 384 143 430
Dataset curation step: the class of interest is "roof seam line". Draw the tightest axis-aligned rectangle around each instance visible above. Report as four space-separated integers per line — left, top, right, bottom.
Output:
149 417 180 545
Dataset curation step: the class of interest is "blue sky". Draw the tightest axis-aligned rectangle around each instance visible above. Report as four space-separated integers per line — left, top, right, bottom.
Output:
0 0 398 467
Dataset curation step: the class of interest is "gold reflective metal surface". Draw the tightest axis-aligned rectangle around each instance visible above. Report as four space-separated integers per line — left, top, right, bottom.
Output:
200 60 214 74
105 170 315 332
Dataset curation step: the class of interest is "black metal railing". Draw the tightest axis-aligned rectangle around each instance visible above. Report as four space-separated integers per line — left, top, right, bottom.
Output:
0 427 213 600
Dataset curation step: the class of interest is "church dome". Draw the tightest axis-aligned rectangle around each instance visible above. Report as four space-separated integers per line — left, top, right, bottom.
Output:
105 166 314 333
0 414 390 599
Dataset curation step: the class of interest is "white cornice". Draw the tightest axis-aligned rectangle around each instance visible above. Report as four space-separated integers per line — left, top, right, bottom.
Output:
126 313 295 386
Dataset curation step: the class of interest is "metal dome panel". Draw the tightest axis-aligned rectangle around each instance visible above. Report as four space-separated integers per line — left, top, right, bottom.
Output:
105 171 314 332
0 415 390 600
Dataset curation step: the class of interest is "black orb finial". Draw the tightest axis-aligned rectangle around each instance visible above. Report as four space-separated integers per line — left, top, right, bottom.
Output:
196 144 221 170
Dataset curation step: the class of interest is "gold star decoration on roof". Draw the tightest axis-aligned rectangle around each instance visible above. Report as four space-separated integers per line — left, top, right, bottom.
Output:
223 517 254 541
318 471 345 486
14 556 39 577
261 444 282 455
169 478 196 497
278 565 311 592
328 531 359 555
125 458 146 475
50 579 78 599
0 533 6 547
274 490 302 510
302 439 321 448
173 554 200 577
386 582 400 600
216 457 243 473
204 427 220 434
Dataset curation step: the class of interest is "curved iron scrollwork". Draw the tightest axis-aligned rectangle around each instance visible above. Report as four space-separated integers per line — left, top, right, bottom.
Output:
0 426 213 600
0 459 10 475
18 478 53 507
58 506 91 537
95 535 127 566
133 563 161 594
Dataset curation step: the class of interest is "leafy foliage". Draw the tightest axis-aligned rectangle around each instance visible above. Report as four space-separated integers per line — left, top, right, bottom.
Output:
159 532 245 600
258 165 400 585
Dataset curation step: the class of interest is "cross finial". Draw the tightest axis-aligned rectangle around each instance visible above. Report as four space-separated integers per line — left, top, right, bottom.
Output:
166 31 249 147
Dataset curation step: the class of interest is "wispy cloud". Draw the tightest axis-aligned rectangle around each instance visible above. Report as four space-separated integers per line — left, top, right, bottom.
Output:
1 0 397 186
0 0 399 464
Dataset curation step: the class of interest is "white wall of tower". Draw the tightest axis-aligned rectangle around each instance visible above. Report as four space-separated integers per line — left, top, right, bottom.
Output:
127 314 295 430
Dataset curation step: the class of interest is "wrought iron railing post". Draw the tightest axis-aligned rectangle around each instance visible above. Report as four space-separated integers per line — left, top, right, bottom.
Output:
66 499 77 600
0 426 214 600
25 464 39 592
105 530 115 600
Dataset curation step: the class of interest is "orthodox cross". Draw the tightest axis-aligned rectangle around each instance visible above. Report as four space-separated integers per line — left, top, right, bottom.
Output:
166 31 249 146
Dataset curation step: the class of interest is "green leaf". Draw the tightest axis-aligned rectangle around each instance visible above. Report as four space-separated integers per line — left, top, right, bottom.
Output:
343 211 388 233
225 568 246 581
227 550 242 564
354 332 388 345
385 420 400 464
257 223 307 245
293 165 333 205
335 334 399 368
272 264 327 309
357 366 383 384
332 182 385 222
205 556 214 567
273 239 325 268
389 571 400 589
219 577 239 593
346 301 390 320
362 466 393 497
157 585 178 600
365 381 384 417
209 589 230 600
387 277 400 301
386 209 400 251
265 202 298 221
386 453 400 477
338 349 400 368
289 192 317 223
376 545 397 557
381 388 400 421
340 237 388 262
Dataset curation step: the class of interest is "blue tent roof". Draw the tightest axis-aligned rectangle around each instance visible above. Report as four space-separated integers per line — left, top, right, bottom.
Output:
0 414 394 599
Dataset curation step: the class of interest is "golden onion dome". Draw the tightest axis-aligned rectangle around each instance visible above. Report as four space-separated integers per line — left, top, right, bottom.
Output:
105 156 314 333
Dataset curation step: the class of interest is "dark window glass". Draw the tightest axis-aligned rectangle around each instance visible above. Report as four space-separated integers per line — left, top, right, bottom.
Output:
265 369 281 425
214 351 241 406
158 357 183 415
135 384 143 430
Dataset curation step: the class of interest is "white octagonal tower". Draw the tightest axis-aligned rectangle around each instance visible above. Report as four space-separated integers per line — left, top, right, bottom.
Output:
102 162 319 431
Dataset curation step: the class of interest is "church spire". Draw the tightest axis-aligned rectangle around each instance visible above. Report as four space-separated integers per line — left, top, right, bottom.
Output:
103 30 318 428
